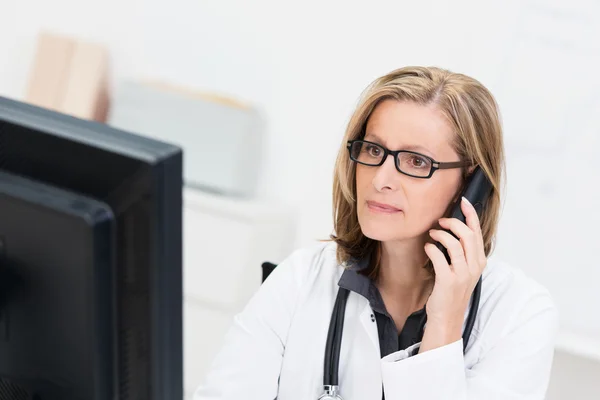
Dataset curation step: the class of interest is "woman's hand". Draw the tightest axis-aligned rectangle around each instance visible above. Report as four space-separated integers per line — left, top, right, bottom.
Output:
420 196 487 353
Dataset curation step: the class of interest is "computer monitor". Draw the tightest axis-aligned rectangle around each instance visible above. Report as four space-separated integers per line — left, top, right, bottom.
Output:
0 96 183 400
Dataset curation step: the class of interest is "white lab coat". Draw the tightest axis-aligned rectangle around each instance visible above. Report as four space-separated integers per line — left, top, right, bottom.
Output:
194 241 559 400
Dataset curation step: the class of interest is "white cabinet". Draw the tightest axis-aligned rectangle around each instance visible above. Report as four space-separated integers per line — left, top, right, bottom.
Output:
183 302 234 399
182 187 296 399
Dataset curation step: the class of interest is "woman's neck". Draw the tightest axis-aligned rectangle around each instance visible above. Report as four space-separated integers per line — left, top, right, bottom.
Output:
375 237 434 312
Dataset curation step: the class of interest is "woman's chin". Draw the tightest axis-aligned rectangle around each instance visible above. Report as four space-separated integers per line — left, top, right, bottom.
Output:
360 223 410 242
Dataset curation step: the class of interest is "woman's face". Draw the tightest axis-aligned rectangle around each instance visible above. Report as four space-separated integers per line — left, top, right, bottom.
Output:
355 99 464 245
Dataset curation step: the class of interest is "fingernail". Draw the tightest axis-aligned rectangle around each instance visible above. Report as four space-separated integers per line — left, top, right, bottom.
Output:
462 196 471 205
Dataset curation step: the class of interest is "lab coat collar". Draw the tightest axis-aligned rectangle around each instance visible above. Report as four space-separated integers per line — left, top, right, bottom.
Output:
337 257 370 296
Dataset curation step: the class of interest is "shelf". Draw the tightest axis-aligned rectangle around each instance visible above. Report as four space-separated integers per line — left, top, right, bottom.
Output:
555 330 600 363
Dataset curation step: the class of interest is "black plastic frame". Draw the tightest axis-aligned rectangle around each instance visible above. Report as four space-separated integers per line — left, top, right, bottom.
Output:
347 139 470 178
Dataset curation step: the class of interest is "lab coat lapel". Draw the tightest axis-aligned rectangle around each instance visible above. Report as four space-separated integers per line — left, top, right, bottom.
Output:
338 297 382 400
359 303 379 351
350 302 382 399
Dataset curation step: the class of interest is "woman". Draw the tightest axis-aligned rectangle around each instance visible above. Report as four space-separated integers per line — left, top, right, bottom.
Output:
194 66 558 400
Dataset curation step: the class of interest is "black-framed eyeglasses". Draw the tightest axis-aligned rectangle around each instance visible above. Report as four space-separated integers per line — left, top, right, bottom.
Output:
347 139 471 179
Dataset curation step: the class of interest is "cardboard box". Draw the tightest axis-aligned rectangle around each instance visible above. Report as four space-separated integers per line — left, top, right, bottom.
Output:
61 40 110 122
25 32 110 122
25 33 75 112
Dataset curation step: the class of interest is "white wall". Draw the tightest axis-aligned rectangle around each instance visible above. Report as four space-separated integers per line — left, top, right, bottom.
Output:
2 0 531 246
2 0 600 397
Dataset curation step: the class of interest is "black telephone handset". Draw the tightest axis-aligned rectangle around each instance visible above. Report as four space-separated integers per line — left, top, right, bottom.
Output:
433 166 493 352
435 165 493 264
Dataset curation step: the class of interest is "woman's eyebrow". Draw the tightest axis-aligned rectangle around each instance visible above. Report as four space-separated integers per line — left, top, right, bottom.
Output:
364 133 436 157
363 132 383 143
402 144 435 156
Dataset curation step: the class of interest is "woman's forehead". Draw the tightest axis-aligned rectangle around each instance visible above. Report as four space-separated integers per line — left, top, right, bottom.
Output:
365 100 456 158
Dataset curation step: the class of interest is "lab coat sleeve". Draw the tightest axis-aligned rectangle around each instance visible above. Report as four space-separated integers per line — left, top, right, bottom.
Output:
380 289 559 400
192 247 315 400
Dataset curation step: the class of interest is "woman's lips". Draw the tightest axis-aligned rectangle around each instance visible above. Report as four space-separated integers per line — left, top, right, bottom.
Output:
367 201 402 214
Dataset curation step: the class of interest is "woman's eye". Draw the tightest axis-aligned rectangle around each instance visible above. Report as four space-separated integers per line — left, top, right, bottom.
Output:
409 155 428 168
365 145 381 157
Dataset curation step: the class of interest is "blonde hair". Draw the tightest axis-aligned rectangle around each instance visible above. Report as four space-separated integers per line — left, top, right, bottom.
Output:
330 66 506 277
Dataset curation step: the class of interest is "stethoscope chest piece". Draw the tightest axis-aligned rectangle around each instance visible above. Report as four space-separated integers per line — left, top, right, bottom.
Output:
318 385 343 400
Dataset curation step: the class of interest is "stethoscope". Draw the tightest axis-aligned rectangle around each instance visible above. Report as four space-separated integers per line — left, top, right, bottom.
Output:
318 276 482 400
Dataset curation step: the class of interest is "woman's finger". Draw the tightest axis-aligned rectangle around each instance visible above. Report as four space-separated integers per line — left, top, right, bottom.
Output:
460 197 485 252
460 196 482 234
438 216 471 239
438 219 479 271
428 229 467 274
424 242 452 280
459 196 487 271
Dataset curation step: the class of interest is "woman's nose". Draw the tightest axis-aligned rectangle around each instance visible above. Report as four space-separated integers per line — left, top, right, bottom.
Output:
372 154 399 192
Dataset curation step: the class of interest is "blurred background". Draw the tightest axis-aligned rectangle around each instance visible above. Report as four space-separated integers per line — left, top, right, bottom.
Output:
2 0 599 398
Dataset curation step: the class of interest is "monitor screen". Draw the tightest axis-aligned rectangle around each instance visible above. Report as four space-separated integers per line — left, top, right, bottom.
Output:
0 96 183 400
